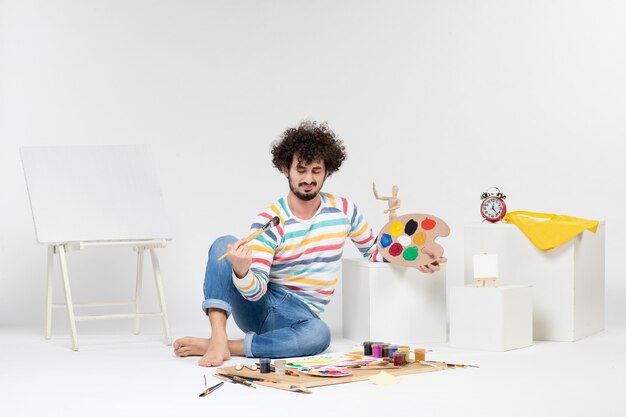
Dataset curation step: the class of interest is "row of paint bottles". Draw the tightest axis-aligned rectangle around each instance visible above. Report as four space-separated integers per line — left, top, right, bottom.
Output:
363 341 426 364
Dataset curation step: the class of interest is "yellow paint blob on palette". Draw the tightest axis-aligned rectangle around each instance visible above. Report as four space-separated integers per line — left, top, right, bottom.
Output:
377 213 450 268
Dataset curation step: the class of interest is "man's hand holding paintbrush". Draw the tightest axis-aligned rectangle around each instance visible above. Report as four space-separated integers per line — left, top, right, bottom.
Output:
223 238 253 278
218 216 280 278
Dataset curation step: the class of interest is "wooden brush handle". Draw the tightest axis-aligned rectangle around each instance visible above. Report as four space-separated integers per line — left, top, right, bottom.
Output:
217 228 264 262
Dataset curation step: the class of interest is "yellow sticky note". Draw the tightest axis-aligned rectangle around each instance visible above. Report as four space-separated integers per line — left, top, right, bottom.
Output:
368 371 399 385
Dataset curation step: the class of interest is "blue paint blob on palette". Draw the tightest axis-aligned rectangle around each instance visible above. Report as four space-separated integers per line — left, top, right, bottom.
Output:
376 213 450 268
380 233 393 248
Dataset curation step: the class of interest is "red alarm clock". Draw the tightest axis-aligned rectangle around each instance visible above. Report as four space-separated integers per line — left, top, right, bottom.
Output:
480 187 507 223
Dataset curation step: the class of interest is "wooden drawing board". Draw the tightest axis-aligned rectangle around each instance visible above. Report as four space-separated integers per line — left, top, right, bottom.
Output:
217 361 446 389
21 145 173 243
377 213 450 267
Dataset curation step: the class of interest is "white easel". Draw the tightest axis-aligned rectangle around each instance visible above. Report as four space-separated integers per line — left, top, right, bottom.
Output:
21 145 173 351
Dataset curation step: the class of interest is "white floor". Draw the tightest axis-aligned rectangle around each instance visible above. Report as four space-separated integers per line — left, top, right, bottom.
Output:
2 324 625 417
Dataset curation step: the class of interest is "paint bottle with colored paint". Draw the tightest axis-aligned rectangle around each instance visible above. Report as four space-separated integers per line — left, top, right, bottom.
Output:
388 344 398 359
399 346 410 362
372 344 383 358
393 350 406 366
414 348 426 361
363 341 373 356
274 359 286 376
259 358 271 374
381 344 391 358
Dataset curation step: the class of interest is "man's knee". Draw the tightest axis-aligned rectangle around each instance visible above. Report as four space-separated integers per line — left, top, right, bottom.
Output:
209 235 238 258
317 320 331 352
300 319 331 355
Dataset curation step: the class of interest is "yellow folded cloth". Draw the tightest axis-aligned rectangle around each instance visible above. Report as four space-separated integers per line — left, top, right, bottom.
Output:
503 211 599 251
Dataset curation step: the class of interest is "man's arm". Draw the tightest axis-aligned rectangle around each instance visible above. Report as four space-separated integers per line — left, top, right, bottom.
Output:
229 212 280 301
345 199 383 261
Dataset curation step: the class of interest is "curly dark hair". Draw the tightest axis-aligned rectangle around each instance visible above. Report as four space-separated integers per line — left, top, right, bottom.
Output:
271 121 347 176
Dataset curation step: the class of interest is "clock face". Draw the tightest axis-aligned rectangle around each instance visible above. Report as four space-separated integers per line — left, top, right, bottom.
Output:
481 197 506 222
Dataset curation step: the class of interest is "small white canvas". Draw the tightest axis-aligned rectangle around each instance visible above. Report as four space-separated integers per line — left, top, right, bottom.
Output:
473 253 499 279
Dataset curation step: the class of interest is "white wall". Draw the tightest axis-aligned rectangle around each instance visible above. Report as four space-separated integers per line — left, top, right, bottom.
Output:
1 0 624 339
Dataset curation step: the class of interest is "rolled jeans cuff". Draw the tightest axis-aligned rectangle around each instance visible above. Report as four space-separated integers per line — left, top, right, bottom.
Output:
202 298 232 317
243 332 255 357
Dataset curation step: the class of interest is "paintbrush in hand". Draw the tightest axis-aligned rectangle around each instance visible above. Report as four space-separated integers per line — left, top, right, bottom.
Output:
217 216 280 261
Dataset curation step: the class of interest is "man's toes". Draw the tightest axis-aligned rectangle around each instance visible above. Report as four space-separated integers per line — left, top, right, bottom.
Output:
198 354 223 367
175 347 189 357
173 337 189 349
198 358 215 367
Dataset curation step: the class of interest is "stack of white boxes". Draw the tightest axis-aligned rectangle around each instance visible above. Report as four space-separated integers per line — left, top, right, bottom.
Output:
450 252 533 351
463 222 605 342
341 221 605 349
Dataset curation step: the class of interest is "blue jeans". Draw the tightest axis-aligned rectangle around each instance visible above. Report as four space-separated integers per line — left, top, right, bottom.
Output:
202 235 331 358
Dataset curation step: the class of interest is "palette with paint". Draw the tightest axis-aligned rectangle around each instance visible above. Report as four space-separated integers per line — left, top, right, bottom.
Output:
298 366 352 377
377 213 450 267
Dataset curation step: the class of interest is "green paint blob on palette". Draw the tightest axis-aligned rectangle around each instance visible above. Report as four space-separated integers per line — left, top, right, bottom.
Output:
377 213 450 268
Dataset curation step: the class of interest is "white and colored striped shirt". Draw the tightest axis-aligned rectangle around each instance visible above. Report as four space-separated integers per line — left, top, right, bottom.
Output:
232 192 380 315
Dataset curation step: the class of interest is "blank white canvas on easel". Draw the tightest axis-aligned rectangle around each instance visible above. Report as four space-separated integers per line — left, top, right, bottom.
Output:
473 254 499 279
21 145 173 243
21 145 173 350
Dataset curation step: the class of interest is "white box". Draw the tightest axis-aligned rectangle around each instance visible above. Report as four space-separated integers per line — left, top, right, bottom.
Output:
450 285 533 351
464 223 605 341
342 258 447 343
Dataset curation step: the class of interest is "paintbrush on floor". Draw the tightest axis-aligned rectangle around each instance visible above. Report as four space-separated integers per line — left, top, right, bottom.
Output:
214 373 257 389
199 381 224 397
216 373 309 393
218 216 280 261
419 360 479 368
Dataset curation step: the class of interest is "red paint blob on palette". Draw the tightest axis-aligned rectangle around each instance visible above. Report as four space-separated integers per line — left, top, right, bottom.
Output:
388 242 403 256
421 217 436 230
376 213 450 268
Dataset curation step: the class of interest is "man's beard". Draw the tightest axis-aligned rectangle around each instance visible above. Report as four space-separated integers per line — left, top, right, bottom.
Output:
288 174 324 201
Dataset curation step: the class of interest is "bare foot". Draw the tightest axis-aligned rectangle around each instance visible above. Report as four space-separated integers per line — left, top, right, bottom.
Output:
198 337 231 367
173 336 210 357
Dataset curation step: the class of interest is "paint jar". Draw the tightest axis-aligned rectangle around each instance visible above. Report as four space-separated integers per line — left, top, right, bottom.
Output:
381 344 390 358
259 358 271 374
399 346 410 362
274 359 286 376
372 344 383 358
393 350 406 366
363 341 373 356
414 348 426 361
388 344 398 359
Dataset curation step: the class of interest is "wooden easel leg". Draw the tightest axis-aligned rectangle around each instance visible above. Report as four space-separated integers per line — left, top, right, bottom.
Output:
134 247 144 335
149 248 171 345
58 245 79 351
45 245 54 339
